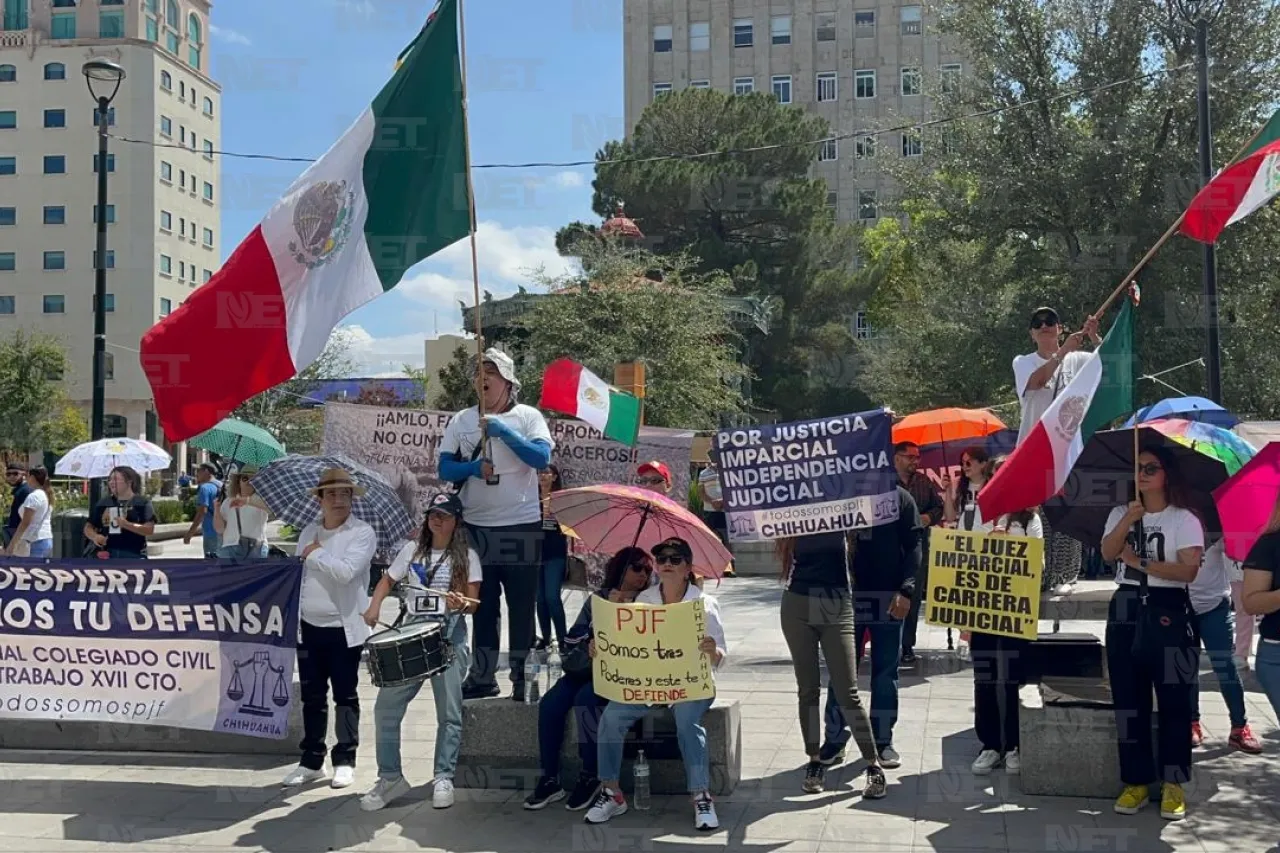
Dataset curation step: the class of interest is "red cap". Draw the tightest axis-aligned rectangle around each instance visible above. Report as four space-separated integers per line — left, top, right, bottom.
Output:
637 460 672 483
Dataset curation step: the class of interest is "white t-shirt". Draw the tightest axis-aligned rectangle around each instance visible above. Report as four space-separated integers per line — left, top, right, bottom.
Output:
637 581 727 668
1013 350 1092 445
1104 504 1205 589
440 404 553 527
1189 540 1233 615
19 489 52 542
219 497 269 542
997 513 1044 539
699 467 722 503
386 540 482 618
957 487 993 534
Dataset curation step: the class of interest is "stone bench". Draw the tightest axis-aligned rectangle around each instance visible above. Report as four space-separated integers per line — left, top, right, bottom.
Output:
454 696 741 796
1018 677 1158 798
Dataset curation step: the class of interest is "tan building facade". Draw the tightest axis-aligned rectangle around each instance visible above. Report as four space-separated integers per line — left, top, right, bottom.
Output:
0 0 221 442
623 0 965 224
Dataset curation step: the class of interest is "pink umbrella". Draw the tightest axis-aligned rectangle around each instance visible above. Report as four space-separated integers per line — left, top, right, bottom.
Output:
1213 441 1280 561
548 484 733 580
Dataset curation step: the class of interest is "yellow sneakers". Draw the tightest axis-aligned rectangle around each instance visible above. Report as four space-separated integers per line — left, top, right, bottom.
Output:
1113 785 1150 815
1160 783 1186 821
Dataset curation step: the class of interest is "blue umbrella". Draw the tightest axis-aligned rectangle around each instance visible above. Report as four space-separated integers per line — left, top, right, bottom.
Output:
1124 396 1239 428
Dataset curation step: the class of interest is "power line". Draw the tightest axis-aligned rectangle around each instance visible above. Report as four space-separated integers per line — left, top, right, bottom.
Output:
106 61 1195 171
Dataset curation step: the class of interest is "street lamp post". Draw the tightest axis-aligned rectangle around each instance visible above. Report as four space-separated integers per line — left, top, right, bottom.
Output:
82 59 125 508
1174 0 1226 404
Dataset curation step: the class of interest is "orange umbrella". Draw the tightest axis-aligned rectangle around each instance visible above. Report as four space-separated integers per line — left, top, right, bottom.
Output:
892 407 1007 446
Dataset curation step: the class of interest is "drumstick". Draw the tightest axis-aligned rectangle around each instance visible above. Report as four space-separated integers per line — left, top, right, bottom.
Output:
403 584 482 606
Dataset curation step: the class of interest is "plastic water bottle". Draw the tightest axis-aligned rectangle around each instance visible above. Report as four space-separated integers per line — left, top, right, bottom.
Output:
525 657 541 704
633 750 651 811
546 650 562 686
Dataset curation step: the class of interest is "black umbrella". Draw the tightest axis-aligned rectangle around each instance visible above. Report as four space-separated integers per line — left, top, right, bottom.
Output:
1043 424 1227 547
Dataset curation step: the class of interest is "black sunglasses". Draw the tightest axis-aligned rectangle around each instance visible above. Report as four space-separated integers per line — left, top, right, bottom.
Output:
1030 316 1059 329
626 563 653 573
655 554 687 566
1137 463 1163 476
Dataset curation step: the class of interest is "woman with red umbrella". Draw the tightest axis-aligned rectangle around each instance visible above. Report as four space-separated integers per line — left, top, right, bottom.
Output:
1242 492 1280 718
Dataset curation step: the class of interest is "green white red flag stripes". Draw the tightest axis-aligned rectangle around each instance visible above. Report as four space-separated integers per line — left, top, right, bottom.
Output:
977 299 1135 521
1180 110 1280 243
141 0 469 441
539 359 643 446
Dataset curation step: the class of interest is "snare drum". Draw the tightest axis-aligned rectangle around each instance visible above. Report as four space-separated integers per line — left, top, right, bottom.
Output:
365 621 453 688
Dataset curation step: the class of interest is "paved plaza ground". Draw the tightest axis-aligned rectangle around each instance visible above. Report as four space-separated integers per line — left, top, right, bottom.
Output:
2 572 1278 853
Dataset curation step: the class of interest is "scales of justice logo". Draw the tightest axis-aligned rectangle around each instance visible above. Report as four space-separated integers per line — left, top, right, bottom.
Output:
226 650 289 718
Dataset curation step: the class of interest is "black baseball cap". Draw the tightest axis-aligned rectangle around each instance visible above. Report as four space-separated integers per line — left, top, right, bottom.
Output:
5 462 25 474
426 491 464 518
651 537 693 562
1029 307 1060 328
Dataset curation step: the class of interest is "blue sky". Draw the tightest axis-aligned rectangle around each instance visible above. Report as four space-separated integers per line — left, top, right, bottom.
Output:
208 0 620 374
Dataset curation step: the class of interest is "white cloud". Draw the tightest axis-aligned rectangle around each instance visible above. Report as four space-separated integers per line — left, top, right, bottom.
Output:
209 24 252 45
340 325 430 375
548 170 587 189
329 0 376 17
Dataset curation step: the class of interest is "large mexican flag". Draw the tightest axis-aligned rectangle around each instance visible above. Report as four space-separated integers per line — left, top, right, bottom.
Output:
1180 110 1280 243
977 299 1136 520
142 0 469 441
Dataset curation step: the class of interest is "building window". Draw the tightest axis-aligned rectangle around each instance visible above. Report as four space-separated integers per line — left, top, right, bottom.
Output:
901 5 923 35
771 75 791 104
203 96 214 116
0 156 14 175
856 135 876 159
159 254 172 275
855 70 876 99
941 63 962 94
160 161 172 182
103 352 114 381
689 80 710 90
178 260 185 280
44 155 66 174
733 18 753 48
43 206 66 225
103 414 127 436
51 0 77 7
826 191 838 216
43 295 65 314
203 268 212 282
97 293 115 313
819 138 838 162
160 115 172 137
902 130 923 157
93 106 116 126
858 190 878 221
44 63 66 80
771 15 791 45
854 310 872 339
0 253 13 272
0 110 14 129
93 204 116 224
187 13 202 69
652 24 672 53
160 70 172 91
203 180 214 200
179 126 186 145
855 11 876 33
0 296 13 314
816 13 836 42
202 227 214 246
99 9 124 38
733 77 754 95
160 210 172 231
160 297 172 316
689 21 709 51
3 0 29 30
93 153 115 173
901 67 922 96
146 14 158 41
51 12 76 39
166 30 179 53
816 72 837 103
93 250 115 270
43 252 65 271
0 207 12 225
203 139 213 158
0 65 14 83
44 108 66 128
652 82 672 99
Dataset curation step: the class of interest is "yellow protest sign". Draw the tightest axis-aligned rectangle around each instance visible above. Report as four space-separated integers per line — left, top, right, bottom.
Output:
591 596 715 705
925 528 1044 641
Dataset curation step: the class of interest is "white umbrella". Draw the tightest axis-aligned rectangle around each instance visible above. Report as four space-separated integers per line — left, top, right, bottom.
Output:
55 438 172 479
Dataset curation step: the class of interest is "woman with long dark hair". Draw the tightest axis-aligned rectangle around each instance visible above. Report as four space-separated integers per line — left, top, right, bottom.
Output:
536 464 569 652
5 466 53 558
1242 492 1280 718
524 546 654 812
1100 446 1203 822
360 492 481 812
942 446 993 532
82 466 156 559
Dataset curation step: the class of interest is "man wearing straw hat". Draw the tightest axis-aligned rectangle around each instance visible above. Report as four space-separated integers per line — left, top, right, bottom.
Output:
281 467 377 790
439 347 553 701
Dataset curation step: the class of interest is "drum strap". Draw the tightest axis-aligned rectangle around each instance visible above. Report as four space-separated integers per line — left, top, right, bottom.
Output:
409 549 452 596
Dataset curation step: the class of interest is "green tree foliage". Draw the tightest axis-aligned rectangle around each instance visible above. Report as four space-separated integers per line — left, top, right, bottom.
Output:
572 88 880 419
859 0 1280 416
234 328 356 451
0 331 81 456
433 345 478 412
519 244 746 430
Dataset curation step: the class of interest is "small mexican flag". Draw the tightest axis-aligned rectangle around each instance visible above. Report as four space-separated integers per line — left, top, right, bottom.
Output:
978 297 1136 520
142 0 469 441
539 359 643 446
1181 110 1280 243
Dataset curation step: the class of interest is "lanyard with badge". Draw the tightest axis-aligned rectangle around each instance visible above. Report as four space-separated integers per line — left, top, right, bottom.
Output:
408 550 451 618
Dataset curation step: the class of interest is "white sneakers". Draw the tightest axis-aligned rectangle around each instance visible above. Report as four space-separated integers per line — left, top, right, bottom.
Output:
281 765 326 787
972 749 1019 775
331 766 355 789
432 778 456 809
1004 749 1020 774
584 788 628 824
361 776 412 812
694 795 720 831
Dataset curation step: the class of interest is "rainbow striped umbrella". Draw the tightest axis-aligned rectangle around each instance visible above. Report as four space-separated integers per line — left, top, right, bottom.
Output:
1144 418 1257 476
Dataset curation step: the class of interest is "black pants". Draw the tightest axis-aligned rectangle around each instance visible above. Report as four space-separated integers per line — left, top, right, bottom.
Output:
297 621 363 770
1105 586 1198 786
465 522 543 690
901 542 930 654
971 631 1028 752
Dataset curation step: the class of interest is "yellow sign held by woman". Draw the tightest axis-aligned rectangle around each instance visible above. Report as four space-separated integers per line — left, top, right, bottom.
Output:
925 528 1044 640
591 597 715 705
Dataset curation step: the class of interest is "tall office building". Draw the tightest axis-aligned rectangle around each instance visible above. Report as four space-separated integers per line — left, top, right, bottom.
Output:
0 0 221 443
623 0 965 226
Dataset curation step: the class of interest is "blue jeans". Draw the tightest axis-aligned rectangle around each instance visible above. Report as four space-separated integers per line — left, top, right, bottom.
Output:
202 532 220 558
825 595 903 751
27 539 51 558
1255 641 1280 720
598 697 714 793
538 672 606 779
1190 597 1249 727
536 557 567 645
373 616 469 781
217 541 269 560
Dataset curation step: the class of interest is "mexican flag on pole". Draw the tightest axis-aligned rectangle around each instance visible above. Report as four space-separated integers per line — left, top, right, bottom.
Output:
1180 110 1280 243
977 297 1136 521
539 359 643 446
142 0 469 441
